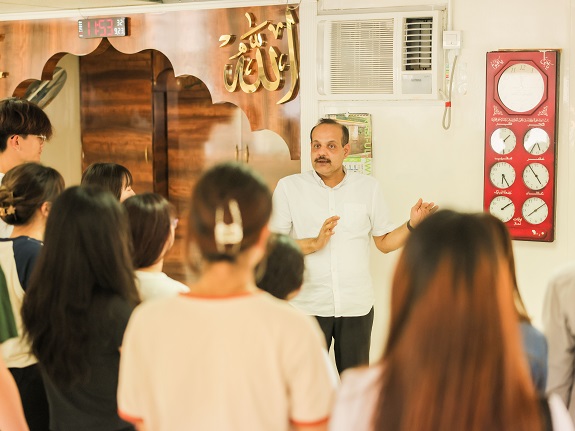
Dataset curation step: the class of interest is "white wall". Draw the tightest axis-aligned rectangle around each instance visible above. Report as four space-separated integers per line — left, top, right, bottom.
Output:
300 0 573 360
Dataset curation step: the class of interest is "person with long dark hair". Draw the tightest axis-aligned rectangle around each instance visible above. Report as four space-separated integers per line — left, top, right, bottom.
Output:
21 186 140 431
81 162 135 202
479 213 548 393
329 210 573 431
118 162 335 431
0 162 64 431
123 193 189 301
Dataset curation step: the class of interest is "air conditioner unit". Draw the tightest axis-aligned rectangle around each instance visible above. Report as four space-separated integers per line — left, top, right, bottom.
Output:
317 10 445 100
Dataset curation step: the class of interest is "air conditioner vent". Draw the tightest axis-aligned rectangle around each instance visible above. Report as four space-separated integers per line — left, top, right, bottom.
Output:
403 17 433 71
318 10 444 100
328 19 394 94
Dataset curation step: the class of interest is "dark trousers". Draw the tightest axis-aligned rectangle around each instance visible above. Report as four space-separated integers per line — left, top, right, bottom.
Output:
9 364 50 431
315 307 374 374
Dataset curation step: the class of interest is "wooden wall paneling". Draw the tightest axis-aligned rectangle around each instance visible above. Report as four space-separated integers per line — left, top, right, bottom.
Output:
108 5 300 159
162 74 239 283
79 41 154 193
0 19 102 97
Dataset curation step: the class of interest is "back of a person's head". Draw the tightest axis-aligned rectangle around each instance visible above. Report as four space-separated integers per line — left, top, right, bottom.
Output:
187 161 271 268
124 192 173 269
81 162 133 200
22 185 138 388
257 233 304 300
0 162 64 225
0 97 53 152
374 210 541 431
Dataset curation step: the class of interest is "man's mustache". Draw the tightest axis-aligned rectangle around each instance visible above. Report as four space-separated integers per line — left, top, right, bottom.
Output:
314 157 331 163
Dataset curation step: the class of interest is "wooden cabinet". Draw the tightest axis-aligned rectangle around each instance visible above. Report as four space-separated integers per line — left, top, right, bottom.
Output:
80 43 299 284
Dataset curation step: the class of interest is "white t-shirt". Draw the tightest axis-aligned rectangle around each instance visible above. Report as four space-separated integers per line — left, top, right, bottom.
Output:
329 365 575 431
134 270 189 301
270 170 395 317
118 291 336 431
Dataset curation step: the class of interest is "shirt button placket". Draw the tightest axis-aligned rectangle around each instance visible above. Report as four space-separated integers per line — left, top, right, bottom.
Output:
329 189 340 316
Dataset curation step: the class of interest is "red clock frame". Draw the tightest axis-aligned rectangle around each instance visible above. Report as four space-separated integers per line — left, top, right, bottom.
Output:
483 50 559 242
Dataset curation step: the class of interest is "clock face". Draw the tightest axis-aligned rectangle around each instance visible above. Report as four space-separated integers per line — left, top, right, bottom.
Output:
523 128 550 155
489 196 515 222
497 63 545 113
522 197 548 225
490 128 516 155
489 162 516 189
523 163 549 190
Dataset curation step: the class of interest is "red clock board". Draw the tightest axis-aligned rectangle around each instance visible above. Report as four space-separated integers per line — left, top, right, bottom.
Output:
484 50 559 241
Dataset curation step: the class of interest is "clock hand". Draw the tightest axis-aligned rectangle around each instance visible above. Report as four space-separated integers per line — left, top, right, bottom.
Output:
502 174 510 187
503 135 510 142
527 203 546 217
501 202 513 210
528 165 542 184
529 142 541 154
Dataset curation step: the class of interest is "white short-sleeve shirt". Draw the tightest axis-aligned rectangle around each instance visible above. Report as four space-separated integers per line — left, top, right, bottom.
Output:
270 170 395 317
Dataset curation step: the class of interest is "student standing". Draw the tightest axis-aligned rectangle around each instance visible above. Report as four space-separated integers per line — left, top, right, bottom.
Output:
118 162 335 431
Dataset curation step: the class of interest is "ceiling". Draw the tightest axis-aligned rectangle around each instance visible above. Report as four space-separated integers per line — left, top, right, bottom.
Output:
0 0 164 14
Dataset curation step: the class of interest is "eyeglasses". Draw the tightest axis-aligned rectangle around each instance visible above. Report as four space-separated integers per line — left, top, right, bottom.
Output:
18 134 47 143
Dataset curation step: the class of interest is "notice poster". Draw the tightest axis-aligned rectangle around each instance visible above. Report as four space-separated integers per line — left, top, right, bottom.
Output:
326 113 373 175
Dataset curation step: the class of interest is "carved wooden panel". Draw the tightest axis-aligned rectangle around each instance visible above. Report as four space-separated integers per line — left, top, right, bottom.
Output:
0 5 301 158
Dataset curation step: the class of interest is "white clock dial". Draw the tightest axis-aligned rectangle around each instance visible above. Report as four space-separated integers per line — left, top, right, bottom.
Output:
489 162 516 189
523 163 549 190
489 196 515 222
523 128 550 155
490 128 516 155
497 63 545 113
522 197 548 225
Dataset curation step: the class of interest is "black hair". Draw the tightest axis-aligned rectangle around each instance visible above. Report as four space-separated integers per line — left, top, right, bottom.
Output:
22 186 139 388
257 233 304 300
81 162 133 200
309 118 349 146
0 162 64 225
124 193 174 269
0 97 53 152
187 161 271 266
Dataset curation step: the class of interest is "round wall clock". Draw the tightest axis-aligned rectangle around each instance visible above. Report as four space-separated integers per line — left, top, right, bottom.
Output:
484 50 559 242
522 197 548 225
523 128 550 155
491 127 516 155
489 162 516 189
523 162 549 191
489 196 515 222
497 62 545 113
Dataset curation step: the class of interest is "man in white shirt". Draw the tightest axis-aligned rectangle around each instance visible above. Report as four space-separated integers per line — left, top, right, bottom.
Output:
0 97 52 237
270 118 437 373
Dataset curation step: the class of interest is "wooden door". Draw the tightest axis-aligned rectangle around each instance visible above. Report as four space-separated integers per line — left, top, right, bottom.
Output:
79 42 154 193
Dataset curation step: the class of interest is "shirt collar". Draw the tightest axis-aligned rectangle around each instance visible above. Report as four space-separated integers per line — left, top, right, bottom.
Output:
312 166 348 189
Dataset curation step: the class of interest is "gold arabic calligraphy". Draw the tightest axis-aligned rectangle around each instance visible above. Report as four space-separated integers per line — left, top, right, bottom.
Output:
219 8 299 104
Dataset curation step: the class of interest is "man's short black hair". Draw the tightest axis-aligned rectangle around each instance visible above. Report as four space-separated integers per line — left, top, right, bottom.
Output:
309 118 349 147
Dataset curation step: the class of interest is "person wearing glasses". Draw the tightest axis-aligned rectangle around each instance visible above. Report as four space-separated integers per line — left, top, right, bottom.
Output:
123 193 189 301
0 97 52 238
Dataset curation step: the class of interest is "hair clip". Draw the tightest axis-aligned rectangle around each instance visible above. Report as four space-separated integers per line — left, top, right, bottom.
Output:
214 199 243 255
0 205 14 217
